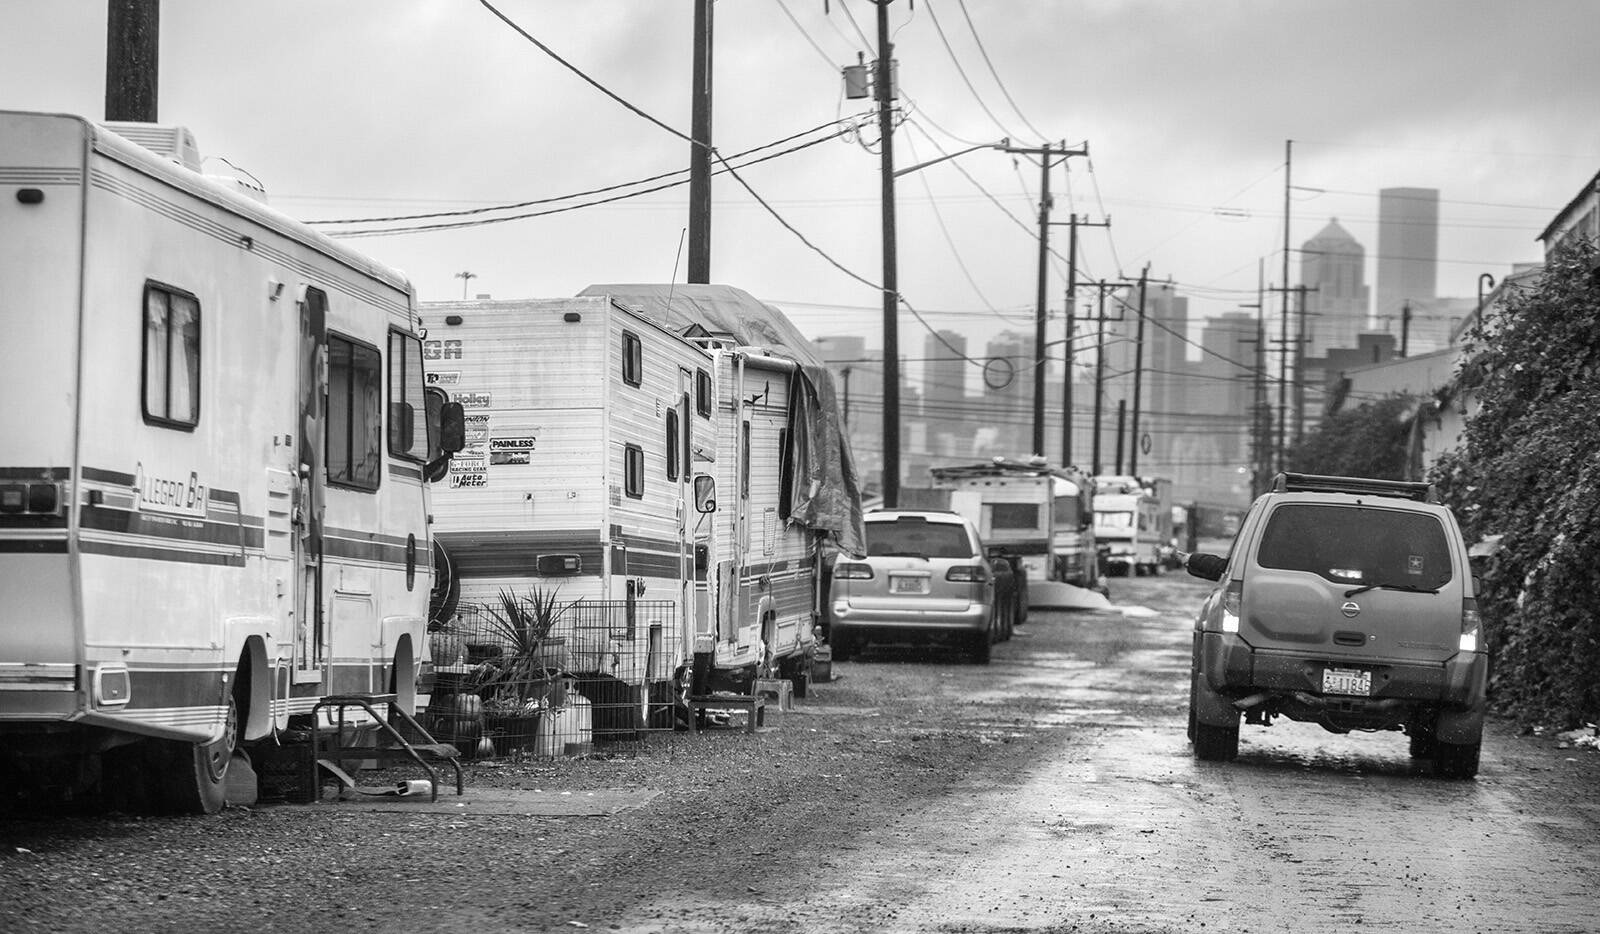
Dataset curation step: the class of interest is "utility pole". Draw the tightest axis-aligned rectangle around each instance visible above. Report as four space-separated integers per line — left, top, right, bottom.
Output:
1058 215 1109 468
1001 140 1088 457
1399 299 1412 358
1128 265 1150 477
687 0 712 283
106 0 159 122
1266 283 1316 468
874 0 901 508
1075 279 1124 476
455 271 476 300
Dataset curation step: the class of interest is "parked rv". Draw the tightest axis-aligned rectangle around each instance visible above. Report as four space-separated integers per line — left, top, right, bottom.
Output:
0 112 462 812
1092 475 1174 576
930 457 1100 609
423 285 864 708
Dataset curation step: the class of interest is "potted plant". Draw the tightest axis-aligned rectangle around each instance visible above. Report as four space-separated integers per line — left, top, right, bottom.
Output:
475 586 573 755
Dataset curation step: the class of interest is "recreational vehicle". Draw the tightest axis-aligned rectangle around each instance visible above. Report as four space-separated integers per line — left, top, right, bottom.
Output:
930 457 1099 599
0 111 461 812
423 288 864 711
1092 474 1174 576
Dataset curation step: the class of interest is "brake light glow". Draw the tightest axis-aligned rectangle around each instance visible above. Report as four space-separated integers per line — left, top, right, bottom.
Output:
945 565 989 583
1459 596 1481 652
1220 581 1242 633
833 562 874 580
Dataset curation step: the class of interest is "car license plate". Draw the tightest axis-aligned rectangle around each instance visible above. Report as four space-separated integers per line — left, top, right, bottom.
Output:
1322 667 1372 696
890 576 928 594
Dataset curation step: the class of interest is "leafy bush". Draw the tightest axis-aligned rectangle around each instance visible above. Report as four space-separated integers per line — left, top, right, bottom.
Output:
1431 237 1600 729
1286 395 1415 480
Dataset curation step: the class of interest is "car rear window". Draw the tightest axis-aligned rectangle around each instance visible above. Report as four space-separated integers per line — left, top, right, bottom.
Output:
865 519 975 558
1256 504 1453 588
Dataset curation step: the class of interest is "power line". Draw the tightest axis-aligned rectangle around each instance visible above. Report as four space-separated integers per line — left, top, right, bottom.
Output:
922 0 1018 140
951 0 1049 143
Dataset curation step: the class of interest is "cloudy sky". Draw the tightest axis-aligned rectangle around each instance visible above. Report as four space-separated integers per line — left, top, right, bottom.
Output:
7 1 1598 384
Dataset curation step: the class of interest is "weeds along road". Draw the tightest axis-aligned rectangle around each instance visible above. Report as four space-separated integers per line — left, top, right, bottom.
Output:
4 571 1598 933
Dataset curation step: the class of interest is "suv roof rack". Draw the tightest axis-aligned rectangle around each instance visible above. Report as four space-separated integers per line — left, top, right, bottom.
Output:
1271 472 1438 503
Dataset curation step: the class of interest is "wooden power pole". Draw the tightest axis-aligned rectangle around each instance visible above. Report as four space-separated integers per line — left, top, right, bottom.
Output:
106 0 160 122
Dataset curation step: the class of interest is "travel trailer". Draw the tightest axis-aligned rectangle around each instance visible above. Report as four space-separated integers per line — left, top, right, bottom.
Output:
423 288 862 715
930 457 1099 598
0 111 461 812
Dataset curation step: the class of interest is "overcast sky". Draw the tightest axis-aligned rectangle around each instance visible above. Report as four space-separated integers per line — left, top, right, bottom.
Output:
7 1 1598 379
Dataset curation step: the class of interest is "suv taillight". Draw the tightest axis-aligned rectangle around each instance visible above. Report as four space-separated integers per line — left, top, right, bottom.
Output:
1220 580 1242 633
834 562 874 580
946 564 989 583
1459 596 1481 652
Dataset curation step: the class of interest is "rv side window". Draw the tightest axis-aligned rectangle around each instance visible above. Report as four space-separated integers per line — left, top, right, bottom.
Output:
141 282 201 429
387 330 429 461
666 409 680 481
624 443 645 498
695 368 712 417
622 331 643 387
327 333 383 491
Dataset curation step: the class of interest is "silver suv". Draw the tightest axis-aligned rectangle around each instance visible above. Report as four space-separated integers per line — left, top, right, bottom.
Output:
828 510 998 664
1184 473 1488 778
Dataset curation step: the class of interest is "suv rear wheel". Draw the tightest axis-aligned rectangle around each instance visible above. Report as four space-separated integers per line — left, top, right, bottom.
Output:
1193 719 1239 761
1433 740 1480 779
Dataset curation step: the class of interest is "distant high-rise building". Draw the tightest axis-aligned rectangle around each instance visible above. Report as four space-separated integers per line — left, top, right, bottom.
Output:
1376 187 1439 332
1299 218 1371 357
981 330 1033 456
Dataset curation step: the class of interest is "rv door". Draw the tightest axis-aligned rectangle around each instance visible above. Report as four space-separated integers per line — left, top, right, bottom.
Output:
293 286 328 683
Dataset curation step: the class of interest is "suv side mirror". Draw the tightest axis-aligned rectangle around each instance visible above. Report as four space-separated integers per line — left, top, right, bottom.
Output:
1185 552 1227 582
693 474 716 513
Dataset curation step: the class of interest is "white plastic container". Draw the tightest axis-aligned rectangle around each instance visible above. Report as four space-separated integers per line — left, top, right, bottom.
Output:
534 693 593 757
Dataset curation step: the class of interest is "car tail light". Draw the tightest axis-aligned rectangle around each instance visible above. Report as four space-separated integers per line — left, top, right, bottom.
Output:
1220 580 1242 633
1459 596 1481 652
833 562 874 580
946 564 989 583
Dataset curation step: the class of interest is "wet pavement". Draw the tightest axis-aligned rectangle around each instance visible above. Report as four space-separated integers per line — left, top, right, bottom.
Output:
620 572 1600 933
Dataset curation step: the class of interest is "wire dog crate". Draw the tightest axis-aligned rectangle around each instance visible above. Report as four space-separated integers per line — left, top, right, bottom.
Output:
425 596 683 759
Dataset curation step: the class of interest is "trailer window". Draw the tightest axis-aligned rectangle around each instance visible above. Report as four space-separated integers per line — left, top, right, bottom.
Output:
622 331 643 387
1053 495 1082 529
327 333 382 491
624 443 645 498
696 368 712 417
141 282 201 429
988 502 1042 532
666 410 680 481
387 330 428 461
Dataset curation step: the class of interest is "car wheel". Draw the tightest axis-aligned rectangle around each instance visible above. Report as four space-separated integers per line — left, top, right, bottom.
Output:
968 629 992 665
1193 719 1239 762
1432 739 1480 779
830 635 854 662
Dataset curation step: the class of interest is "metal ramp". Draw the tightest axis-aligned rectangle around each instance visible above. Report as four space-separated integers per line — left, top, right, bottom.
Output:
311 694 465 802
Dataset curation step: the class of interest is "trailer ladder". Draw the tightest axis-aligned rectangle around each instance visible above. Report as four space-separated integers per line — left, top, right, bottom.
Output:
311 693 465 802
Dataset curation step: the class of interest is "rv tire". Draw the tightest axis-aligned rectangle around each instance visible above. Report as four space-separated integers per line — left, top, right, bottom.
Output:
159 694 237 815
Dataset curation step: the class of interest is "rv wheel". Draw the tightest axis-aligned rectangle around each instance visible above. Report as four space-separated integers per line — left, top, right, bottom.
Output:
159 695 236 815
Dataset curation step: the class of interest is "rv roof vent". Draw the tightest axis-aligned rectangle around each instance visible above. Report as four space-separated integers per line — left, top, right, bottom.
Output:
205 173 269 205
101 122 203 172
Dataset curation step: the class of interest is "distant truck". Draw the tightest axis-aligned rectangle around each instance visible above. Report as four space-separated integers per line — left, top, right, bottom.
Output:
930 457 1100 602
1092 475 1173 576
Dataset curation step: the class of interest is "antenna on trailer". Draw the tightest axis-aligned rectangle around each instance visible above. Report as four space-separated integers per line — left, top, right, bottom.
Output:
666 226 687 329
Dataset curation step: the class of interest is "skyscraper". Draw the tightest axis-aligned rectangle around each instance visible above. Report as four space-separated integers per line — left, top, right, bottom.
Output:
1376 187 1439 332
1299 218 1371 357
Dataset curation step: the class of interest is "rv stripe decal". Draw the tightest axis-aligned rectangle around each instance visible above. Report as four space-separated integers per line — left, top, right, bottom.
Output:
0 466 71 481
0 538 68 554
91 169 411 318
79 537 246 567
0 167 81 186
80 503 259 551
388 464 422 481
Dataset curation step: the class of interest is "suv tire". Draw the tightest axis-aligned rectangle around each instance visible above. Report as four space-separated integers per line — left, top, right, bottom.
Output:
1432 739 1480 779
1193 719 1240 761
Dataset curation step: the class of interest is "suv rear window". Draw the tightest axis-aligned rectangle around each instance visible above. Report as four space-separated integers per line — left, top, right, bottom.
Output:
1256 504 1452 588
866 519 974 558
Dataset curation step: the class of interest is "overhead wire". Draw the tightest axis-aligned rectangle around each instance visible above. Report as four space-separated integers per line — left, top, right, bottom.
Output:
951 0 1049 143
922 0 1020 141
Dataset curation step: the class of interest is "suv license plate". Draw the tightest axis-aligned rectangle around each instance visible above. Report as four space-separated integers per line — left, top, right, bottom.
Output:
1322 667 1372 696
891 576 928 594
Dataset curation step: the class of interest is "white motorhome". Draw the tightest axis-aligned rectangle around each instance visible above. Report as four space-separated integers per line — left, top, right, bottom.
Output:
930 457 1098 594
422 297 708 722
1092 474 1173 576
0 111 460 812
422 294 837 718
